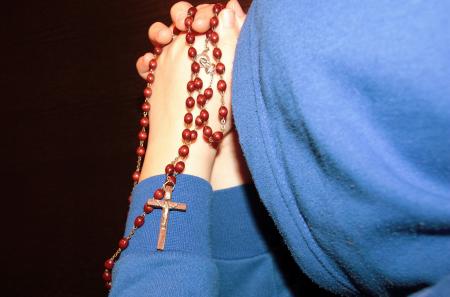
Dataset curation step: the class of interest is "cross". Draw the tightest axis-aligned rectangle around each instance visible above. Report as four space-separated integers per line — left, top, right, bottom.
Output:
146 185 187 251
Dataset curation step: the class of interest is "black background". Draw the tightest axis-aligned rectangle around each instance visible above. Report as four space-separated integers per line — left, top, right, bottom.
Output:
0 1 250 296
1 1 333 296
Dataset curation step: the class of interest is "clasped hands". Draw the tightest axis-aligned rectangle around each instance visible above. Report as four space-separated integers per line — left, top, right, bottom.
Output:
136 1 250 190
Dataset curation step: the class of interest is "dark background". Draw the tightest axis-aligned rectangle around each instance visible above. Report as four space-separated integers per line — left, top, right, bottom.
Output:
0 1 249 296
1 1 334 296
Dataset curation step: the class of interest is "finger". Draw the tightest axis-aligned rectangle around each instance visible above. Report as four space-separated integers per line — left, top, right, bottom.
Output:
170 1 193 32
191 4 215 33
196 4 210 9
226 0 246 26
148 22 171 46
226 0 245 18
156 25 174 45
217 8 238 40
215 8 238 79
136 52 154 80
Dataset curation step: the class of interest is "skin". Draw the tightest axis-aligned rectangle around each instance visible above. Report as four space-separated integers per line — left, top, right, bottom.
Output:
136 1 251 190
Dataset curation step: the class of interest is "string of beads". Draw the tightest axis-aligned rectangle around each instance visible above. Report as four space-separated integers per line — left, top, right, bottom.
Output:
103 3 227 290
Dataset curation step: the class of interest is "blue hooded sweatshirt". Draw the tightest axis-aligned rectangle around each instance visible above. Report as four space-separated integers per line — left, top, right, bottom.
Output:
109 1 450 296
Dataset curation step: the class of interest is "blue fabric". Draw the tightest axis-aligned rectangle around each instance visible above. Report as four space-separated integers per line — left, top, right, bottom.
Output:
109 174 219 297
211 184 296 297
232 0 450 296
111 0 450 296
110 175 306 297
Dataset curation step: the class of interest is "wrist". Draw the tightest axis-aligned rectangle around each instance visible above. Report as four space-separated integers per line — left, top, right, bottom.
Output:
140 122 217 182
125 174 214 254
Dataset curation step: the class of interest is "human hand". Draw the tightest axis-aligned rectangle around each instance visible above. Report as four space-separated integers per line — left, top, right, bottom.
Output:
136 1 247 184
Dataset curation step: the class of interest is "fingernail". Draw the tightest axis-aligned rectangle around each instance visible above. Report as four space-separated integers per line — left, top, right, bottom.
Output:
222 9 235 28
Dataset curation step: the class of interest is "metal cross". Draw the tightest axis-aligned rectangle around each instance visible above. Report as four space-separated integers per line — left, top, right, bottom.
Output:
146 186 187 251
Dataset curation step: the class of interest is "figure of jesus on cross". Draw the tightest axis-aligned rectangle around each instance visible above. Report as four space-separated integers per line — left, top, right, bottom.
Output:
147 185 187 251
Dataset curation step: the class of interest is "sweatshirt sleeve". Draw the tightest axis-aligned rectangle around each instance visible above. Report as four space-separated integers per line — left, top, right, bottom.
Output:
109 174 218 297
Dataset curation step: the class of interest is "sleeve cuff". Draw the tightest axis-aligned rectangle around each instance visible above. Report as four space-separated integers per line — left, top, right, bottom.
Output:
123 173 213 256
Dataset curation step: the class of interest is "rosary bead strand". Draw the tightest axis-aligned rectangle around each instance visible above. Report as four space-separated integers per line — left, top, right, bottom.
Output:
104 4 229 291
102 44 161 290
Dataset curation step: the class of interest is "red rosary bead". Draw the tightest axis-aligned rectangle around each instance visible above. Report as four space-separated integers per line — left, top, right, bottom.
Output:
191 62 200 73
212 131 224 142
203 126 213 137
144 203 153 214
132 171 140 181
184 16 193 27
165 164 175 175
182 128 192 141
118 238 129 250
175 161 185 173
105 282 112 290
154 46 163 55
149 59 157 70
204 88 213 99
194 77 203 89
140 117 149 127
197 94 206 106
216 62 225 74
178 145 189 157
138 131 148 141
167 175 176 186
200 109 209 121
104 259 114 270
210 32 219 44
154 189 165 200
102 270 112 282
141 102 151 112
136 146 145 156
213 48 222 59
206 29 212 40
143 87 152 98
186 33 195 44
213 3 224 14
217 79 227 92
146 73 155 84
188 47 197 58
190 130 198 140
184 112 193 124
186 96 195 108
134 215 145 228
187 81 196 92
210 16 219 28
195 116 204 127
219 106 228 118
188 6 197 16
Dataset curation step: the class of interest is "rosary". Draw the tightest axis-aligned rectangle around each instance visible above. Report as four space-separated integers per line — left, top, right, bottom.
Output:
103 3 228 290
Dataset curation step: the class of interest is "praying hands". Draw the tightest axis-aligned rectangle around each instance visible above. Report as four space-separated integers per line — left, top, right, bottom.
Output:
135 1 250 190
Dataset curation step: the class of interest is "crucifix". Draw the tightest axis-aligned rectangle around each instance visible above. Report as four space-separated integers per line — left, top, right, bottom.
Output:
146 185 187 251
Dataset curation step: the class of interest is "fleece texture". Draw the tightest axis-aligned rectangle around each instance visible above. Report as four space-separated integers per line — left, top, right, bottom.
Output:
110 0 450 296
110 175 306 297
232 0 450 296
